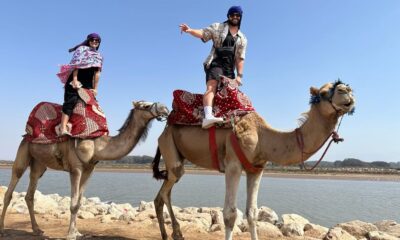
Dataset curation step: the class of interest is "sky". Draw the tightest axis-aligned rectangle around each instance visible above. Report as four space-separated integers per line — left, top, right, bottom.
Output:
0 1 399 163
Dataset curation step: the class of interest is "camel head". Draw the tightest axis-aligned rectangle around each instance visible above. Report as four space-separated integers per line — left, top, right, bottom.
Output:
310 80 355 117
132 101 169 120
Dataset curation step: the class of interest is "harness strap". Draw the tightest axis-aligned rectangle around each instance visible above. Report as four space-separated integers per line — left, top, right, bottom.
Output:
230 132 263 173
295 128 344 171
209 126 221 171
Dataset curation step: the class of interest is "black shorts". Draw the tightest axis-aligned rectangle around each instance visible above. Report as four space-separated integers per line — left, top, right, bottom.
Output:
204 64 235 83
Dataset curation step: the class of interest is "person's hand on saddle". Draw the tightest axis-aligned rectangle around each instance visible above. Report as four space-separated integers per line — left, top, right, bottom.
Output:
91 88 98 96
179 23 191 34
70 80 82 89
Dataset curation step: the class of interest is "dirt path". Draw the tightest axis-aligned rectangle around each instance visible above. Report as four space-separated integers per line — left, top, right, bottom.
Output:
1 213 297 240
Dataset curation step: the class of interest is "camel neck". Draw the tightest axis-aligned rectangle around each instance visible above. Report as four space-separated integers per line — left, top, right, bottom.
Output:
94 110 150 161
257 106 338 166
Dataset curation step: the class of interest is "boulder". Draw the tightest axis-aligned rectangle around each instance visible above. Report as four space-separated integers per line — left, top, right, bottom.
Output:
324 227 357 240
78 211 95 219
180 207 199 214
374 220 400 237
138 201 154 212
257 221 283 238
337 220 378 239
281 222 305 237
368 231 399 240
258 206 278 224
282 213 310 226
304 223 329 238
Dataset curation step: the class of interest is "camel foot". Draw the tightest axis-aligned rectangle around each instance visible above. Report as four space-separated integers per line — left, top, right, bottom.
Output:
66 230 82 240
33 227 44 236
172 231 185 240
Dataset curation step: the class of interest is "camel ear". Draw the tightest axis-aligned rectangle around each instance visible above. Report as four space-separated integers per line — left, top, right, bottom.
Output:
132 101 137 108
319 83 332 99
310 87 319 96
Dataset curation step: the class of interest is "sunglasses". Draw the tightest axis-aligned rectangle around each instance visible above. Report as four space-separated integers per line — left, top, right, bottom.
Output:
89 38 100 43
229 13 241 18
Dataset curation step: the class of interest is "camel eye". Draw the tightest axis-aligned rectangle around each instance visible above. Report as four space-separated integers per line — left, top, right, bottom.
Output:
337 89 347 94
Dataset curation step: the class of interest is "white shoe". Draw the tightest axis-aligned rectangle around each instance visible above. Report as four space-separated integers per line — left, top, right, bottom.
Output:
202 117 224 129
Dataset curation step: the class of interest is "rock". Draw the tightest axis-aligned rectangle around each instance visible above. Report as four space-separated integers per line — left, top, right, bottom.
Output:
78 211 95 219
11 203 28 214
374 220 400 237
134 209 157 221
281 222 305 237
337 220 378 239
210 209 224 225
181 207 199 214
368 231 399 240
304 223 329 238
258 206 278 224
324 227 357 240
210 223 223 232
282 213 310 226
138 201 154 212
57 196 71 211
257 222 283 238
86 197 101 204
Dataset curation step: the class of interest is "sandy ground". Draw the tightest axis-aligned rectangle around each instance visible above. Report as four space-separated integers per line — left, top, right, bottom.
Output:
1 213 296 240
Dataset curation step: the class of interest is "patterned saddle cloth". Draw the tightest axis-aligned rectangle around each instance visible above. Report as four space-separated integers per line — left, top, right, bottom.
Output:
167 78 255 127
24 88 109 144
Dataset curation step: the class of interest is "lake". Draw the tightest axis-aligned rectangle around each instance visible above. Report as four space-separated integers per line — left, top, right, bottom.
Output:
0 168 399 227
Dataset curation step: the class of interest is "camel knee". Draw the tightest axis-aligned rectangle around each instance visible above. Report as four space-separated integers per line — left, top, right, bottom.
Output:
70 203 81 214
246 207 258 225
223 207 237 228
25 194 34 205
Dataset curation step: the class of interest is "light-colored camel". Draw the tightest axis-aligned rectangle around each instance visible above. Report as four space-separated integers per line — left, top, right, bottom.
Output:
0 101 169 240
152 82 355 240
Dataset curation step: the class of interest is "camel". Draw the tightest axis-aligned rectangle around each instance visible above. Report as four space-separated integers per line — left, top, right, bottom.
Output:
152 81 355 240
0 101 169 240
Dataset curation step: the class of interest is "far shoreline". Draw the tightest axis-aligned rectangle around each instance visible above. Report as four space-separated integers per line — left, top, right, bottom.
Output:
1 164 399 182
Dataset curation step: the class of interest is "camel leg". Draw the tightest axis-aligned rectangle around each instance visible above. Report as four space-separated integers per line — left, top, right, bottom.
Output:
246 171 263 240
0 141 30 235
223 163 242 240
25 161 47 236
154 129 185 240
66 168 82 240
78 167 94 205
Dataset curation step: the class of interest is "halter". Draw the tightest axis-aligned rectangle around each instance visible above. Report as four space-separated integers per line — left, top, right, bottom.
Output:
149 102 168 121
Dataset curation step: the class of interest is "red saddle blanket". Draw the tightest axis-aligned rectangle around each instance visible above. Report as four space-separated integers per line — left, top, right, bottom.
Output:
168 78 255 126
24 89 109 144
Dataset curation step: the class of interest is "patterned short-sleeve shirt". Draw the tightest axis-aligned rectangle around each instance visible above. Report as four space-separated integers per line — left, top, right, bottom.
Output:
201 22 247 67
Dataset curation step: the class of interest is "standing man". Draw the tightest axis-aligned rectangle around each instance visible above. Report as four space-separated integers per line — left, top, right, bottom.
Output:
180 6 248 129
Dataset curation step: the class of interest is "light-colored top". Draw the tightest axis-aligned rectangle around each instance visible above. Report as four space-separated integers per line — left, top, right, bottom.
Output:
201 22 247 67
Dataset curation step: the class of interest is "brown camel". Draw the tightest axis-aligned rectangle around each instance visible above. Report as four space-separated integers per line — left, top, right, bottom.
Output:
152 81 355 240
0 101 169 240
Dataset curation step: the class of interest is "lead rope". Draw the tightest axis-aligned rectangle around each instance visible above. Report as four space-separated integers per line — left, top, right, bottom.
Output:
300 115 345 171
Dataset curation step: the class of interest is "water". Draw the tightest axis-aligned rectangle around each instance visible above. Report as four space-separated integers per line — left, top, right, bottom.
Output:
0 168 399 227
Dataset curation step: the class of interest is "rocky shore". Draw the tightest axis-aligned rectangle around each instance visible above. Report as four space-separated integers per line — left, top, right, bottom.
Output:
1 186 399 240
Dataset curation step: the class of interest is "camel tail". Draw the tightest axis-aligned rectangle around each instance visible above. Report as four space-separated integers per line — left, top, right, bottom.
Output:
152 147 167 180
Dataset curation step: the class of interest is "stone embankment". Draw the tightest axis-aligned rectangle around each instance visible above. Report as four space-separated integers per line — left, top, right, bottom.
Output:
1 186 399 240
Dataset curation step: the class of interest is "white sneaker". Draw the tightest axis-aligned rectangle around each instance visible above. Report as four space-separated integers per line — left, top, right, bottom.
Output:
202 117 224 129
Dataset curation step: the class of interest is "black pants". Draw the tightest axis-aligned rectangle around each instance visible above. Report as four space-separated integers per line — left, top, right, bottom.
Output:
62 68 96 116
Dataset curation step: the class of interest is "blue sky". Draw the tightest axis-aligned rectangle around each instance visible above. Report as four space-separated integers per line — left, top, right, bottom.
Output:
0 1 399 162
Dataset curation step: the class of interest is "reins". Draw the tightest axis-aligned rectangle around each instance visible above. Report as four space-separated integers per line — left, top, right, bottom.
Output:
296 115 344 171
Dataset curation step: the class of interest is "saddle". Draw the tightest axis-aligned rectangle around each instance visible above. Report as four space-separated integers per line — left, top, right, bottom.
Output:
24 88 109 144
167 77 255 127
